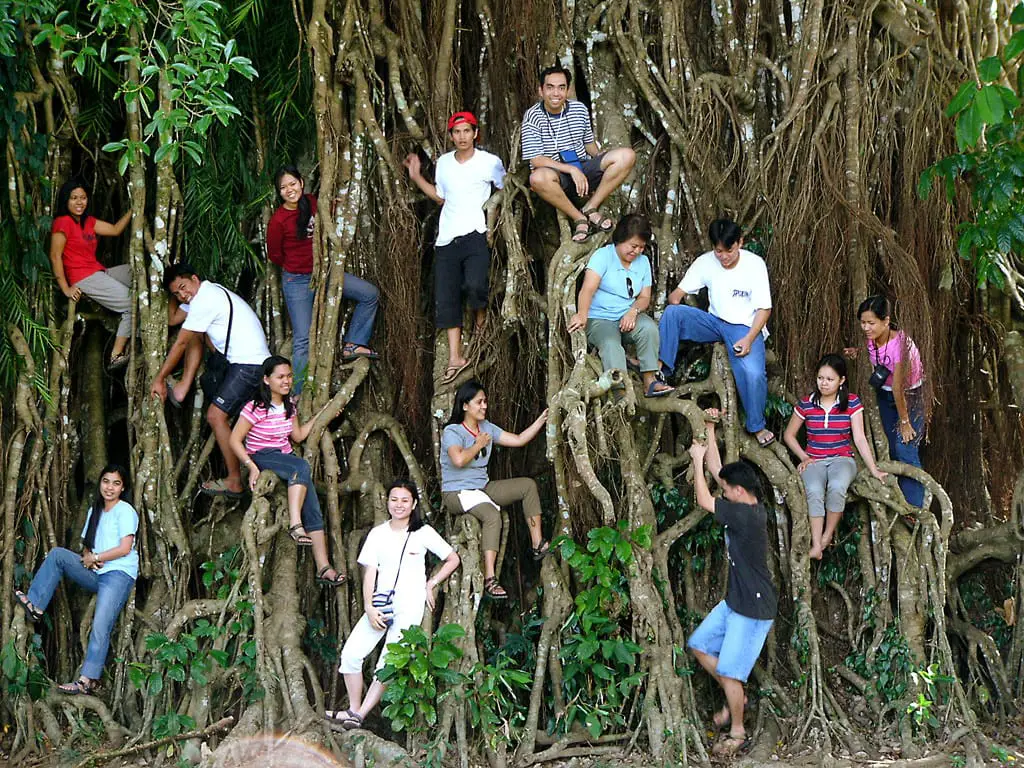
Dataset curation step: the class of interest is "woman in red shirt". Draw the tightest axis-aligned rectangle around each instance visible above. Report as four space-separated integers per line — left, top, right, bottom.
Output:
267 166 380 393
49 179 133 369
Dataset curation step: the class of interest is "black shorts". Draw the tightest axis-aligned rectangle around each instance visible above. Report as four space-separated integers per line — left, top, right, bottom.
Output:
558 153 606 200
212 362 262 417
434 231 490 329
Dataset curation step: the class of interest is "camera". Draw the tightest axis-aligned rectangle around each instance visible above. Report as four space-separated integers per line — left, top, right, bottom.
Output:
869 363 891 389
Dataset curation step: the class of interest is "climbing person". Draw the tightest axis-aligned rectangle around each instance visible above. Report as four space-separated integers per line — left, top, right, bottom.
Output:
327 480 460 729
150 262 270 498
522 65 636 243
687 417 777 757
228 355 345 586
844 295 926 506
268 165 380 392
658 218 775 446
49 177 133 370
782 354 888 559
403 112 506 383
440 380 549 599
566 213 673 398
14 464 139 695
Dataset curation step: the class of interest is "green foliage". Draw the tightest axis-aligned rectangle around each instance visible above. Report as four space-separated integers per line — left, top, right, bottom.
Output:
845 624 918 704
378 623 466 734
957 572 1014 651
465 652 532 753
905 663 956 735
303 617 338 666
815 512 861 587
1 637 49 700
554 523 648 738
919 2 1024 289
152 711 197 739
200 545 241 599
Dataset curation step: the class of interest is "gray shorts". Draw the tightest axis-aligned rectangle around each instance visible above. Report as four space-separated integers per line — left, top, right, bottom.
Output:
800 455 858 518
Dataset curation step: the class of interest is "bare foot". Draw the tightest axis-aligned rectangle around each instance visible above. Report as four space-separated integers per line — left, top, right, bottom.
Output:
809 546 823 560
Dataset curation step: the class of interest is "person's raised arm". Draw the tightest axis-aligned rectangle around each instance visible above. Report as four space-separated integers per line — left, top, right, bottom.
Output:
150 329 199 400
403 154 444 205
93 211 132 237
566 269 602 333
704 420 723 484
783 411 812 470
496 409 549 448
688 441 716 513
850 409 887 480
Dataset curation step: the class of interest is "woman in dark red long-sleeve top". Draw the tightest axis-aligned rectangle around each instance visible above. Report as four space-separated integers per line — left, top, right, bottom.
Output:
267 166 380 392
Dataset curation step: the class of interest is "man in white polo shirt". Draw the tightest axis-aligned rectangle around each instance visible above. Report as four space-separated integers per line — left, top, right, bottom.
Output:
659 219 775 447
150 262 271 497
403 111 505 383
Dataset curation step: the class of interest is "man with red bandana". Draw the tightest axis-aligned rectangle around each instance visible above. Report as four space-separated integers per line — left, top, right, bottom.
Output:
404 112 506 383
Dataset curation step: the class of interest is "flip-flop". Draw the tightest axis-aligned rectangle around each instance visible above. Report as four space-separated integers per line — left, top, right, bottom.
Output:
201 479 246 499
756 431 775 447
440 361 470 384
712 734 753 757
14 589 42 622
644 378 675 398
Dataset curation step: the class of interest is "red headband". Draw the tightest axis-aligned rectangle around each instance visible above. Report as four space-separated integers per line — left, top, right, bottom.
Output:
447 111 478 130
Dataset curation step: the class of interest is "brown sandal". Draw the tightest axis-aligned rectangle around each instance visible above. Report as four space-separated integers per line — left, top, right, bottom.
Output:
483 577 508 600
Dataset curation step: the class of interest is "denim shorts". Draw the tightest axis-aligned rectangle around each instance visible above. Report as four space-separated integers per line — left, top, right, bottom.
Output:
687 600 773 682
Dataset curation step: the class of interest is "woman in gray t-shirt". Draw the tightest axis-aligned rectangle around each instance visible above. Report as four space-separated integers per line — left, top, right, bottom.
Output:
440 380 548 599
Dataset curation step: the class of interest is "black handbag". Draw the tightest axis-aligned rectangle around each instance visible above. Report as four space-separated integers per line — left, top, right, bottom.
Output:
199 287 235 402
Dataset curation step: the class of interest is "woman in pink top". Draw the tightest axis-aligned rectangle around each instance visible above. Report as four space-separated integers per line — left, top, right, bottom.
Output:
229 355 344 586
845 296 926 506
49 178 133 370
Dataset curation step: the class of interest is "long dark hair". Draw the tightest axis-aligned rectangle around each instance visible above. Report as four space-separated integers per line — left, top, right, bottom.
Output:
857 295 898 328
252 355 296 419
82 463 130 550
56 177 92 230
810 353 850 412
447 379 486 426
274 165 313 240
386 479 424 532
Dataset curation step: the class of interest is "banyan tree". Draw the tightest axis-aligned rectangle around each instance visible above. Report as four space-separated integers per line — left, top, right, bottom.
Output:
2 0 1024 766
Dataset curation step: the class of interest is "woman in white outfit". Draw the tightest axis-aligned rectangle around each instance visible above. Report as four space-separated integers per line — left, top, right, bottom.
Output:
327 480 460 729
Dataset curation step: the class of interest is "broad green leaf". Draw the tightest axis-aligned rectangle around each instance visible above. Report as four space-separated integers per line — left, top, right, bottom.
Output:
946 83 977 117
1011 3 1024 24
975 85 1006 124
955 104 984 149
978 56 1002 82
1006 30 1024 61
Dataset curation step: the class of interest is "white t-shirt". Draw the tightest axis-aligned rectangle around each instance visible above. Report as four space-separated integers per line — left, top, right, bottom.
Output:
434 149 506 247
182 281 270 365
358 522 454 610
678 249 772 336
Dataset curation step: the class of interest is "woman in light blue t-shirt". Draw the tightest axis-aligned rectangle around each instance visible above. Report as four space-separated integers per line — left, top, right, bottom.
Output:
567 214 674 399
14 463 139 695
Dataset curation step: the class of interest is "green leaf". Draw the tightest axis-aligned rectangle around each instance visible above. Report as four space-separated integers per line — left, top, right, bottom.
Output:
584 712 603 738
946 82 976 116
975 85 1006 124
148 672 164 694
167 664 186 683
1006 30 1024 61
955 104 984 149
978 57 1003 82
1011 3 1024 24
917 169 933 200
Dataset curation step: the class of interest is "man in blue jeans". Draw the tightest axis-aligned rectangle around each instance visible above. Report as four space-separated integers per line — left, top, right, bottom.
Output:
659 219 774 446
687 416 777 757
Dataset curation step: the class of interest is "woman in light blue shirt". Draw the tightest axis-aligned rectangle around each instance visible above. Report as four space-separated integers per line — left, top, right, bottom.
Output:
567 213 674 398
14 464 139 695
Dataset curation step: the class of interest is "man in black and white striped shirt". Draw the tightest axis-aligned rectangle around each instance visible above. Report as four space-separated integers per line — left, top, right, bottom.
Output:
522 65 636 243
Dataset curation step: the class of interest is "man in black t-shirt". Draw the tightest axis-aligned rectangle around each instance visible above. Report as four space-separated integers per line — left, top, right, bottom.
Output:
687 415 778 757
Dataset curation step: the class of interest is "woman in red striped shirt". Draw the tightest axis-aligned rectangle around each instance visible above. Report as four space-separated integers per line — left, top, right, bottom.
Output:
229 355 344 586
783 354 887 559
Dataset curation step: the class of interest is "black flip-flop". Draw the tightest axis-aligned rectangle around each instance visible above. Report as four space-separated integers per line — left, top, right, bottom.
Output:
200 480 246 499
14 589 42 622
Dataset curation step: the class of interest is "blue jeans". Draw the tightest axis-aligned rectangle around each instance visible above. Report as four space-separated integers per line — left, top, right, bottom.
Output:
659 304 768 433
282 271 379 393
27 548 135 679
875 387 925 506
250 449 323 532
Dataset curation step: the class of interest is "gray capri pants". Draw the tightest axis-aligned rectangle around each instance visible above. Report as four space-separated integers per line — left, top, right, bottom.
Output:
801 456 858 518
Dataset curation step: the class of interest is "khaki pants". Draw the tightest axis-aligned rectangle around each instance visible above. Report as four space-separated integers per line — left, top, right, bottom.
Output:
443 477 540 553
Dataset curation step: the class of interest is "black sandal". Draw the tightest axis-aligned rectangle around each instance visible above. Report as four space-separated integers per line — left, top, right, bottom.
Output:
57 677 98 696
582 207 614 232
14 589 42 622
530 540 551 561
570 218 591 243
315 566 347 587
483 577 508 600
288 524 313 546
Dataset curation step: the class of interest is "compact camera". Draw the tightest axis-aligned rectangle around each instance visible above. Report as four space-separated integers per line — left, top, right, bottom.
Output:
869 363 891 389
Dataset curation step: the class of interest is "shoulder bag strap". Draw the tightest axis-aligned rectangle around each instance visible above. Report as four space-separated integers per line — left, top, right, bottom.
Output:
390 532 412 592
219 286 234 359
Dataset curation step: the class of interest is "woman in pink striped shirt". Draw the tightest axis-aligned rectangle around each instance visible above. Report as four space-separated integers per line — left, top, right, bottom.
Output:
229 355 345 586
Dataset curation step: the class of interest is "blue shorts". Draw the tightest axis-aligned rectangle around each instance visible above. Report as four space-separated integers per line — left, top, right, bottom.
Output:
687 600 773 682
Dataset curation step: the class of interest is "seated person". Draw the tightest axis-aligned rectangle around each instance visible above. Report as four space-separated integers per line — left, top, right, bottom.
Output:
150 263 271 497
14 464 139 695
403 111 505 383
659 219 774 446
567 213 673 397
522 65 636 243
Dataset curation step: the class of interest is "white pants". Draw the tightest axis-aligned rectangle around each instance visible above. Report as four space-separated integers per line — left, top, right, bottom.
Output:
338 601 424 674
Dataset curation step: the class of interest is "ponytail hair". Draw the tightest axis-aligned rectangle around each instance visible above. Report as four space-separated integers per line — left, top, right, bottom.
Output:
857 295 898 329
82 463 130 551
273 165 313 239
810 353 850 412
253 355 296 419
387 479 424 532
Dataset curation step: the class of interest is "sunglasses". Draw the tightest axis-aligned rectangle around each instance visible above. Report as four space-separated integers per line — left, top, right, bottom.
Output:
478 446 488 461
626 276 634 298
